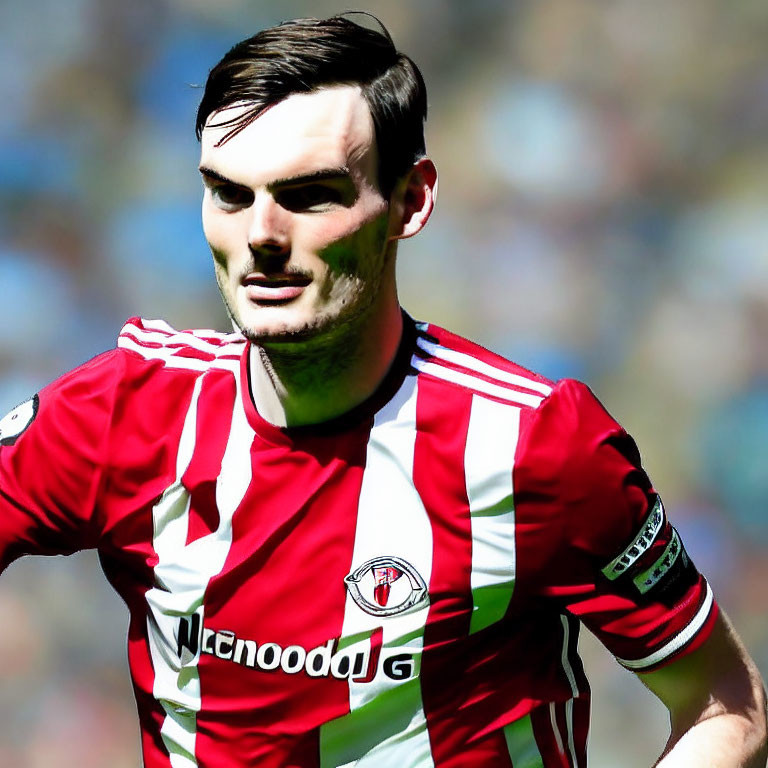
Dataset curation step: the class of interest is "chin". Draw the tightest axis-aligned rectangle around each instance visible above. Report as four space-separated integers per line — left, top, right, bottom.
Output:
236 316 327 345
233 304 302 339
229 293 362 347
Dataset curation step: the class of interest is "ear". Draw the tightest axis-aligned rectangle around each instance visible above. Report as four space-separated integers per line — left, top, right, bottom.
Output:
388 158 438 241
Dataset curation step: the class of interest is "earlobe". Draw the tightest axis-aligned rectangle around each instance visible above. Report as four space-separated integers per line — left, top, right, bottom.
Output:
390 158 438 241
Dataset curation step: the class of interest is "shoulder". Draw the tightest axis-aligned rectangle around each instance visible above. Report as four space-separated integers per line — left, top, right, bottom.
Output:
412 319 624 433
31 316 245 405
413 320 639 487
411 320 555 411
116 316 246 373
5 318 246 445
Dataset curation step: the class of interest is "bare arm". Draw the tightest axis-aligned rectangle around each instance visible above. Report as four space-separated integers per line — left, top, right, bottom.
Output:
638 611 767 767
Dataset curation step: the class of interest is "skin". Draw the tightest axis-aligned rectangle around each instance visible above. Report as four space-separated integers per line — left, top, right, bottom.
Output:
199 83 766 763
643 612 767 767
199 86 436 427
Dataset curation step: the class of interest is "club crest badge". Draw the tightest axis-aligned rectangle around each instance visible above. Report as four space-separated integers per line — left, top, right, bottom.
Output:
344 555 428 617
0 395 39 446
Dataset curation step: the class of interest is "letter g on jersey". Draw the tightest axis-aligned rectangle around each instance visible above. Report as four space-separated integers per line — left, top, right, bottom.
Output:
0 395 39 446
344 556 428 617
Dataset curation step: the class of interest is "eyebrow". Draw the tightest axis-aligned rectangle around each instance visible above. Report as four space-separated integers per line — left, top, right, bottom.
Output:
198 166 352 188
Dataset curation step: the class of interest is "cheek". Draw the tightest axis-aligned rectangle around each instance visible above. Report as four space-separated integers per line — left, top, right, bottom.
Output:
202 200 245 246
304 194 388 252
202 209 244 272
202 211 228 247
297 214 355 248
318 212 390 277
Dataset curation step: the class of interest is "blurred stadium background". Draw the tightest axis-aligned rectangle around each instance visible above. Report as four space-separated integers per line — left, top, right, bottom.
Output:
1 0 767 765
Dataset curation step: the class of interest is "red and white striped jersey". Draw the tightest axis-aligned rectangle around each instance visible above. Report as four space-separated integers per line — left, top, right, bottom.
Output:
0 315 717 767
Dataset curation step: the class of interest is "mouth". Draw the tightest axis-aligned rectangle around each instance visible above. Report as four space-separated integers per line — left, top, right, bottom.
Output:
241 273 312 304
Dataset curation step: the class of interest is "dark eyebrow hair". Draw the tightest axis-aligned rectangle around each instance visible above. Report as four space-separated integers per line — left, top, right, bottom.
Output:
271 167 352 187
198 166 236 185
197 166 352 188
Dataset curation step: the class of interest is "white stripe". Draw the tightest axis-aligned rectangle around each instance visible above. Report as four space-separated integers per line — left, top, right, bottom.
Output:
412 358 545 408
559 616 579 697
145 370 253 766
549 703 565 757
616 582 715 670
145 378 202 766
559 615 579 767
416 336 553 396
118 335 240 373
320 375 435 768
119 335 208 370
133 317 177 335
137 317 242 343
464 396 520 635
121 323 244 356
564 700 578 768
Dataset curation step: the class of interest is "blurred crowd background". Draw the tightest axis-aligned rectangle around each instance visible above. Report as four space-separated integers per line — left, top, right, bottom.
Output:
1 0 767 765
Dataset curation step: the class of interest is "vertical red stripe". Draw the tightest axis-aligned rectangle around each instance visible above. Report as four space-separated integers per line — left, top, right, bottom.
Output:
95 362 204 767
414 378 517 766
194 423 372 767
183 371 237 544
530 704 569 767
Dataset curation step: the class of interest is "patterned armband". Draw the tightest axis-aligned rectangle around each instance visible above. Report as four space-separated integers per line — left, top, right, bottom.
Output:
632 528 688 595
601 496 665 581
600 497 697 602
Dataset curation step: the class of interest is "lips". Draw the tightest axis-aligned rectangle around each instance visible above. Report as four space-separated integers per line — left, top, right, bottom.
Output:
242 273 311 303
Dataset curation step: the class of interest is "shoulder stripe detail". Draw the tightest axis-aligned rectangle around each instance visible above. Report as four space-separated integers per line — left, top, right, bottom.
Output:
121 321 245 356
120 328 242 360
412 358 546 408
416 336 553 396
601 497 665 581
138 317 241 344
133 317 177 336
118 335 240 373
615 582 715 670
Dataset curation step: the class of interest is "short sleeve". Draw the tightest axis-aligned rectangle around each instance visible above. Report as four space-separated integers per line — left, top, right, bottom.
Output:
516 378 717 672
0 350 122 571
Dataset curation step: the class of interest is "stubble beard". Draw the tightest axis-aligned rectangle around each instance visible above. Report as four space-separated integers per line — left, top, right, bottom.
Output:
213 218 395 384
215 267 380 367
224 287 381 392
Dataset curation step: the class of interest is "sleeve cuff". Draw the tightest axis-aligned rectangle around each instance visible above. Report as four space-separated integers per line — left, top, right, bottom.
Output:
614 582 717 671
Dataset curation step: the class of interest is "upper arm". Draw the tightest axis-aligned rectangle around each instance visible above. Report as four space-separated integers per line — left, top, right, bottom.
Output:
520 379 766 761
0 351 121 568
522 379 716 669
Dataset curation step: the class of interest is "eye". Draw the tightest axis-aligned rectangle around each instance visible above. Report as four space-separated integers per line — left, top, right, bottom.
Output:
208 182 254 211
275 184 347 212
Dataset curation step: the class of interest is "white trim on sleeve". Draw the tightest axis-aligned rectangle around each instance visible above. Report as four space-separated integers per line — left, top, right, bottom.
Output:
615 582 715 670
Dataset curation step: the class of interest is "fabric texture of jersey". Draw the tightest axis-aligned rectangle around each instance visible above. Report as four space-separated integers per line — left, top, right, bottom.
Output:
0 315 717 768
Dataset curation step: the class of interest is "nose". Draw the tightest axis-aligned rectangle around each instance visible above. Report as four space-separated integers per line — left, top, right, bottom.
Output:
247 190 290 258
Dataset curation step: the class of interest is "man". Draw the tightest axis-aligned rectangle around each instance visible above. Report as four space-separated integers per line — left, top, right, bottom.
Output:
0 14 765 768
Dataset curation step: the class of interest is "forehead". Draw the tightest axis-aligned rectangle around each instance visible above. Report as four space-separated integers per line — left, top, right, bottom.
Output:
200 86 376 184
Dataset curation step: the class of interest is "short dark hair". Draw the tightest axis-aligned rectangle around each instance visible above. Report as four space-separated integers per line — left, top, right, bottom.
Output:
195 15 427 198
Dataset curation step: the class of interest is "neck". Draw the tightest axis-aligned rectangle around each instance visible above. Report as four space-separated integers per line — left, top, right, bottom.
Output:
248 302 404 428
